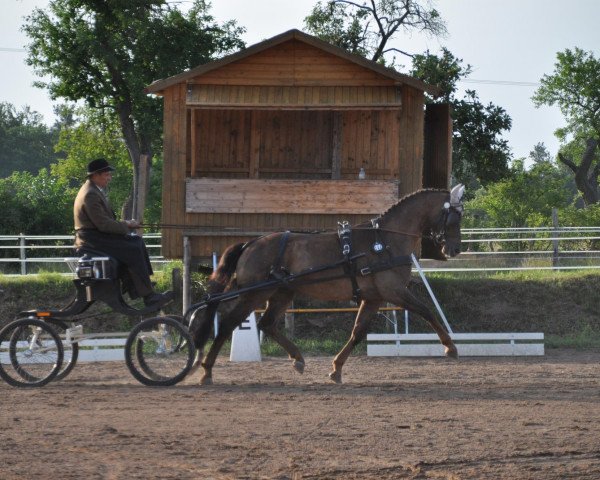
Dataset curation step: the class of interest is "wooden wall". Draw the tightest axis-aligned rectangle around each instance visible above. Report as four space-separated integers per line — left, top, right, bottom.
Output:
159 38 439 259
188 40 397 87
188 109 406 181
423 103 453 189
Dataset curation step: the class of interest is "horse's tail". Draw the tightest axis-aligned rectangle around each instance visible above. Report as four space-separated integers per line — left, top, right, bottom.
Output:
207 241 247 295
190 242 247 350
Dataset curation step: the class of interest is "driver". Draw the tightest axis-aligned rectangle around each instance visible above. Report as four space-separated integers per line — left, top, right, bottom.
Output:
74 158 172 307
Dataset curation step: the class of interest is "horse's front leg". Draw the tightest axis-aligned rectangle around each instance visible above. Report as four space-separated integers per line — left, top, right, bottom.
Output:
258 290 305 373
392 288 457 358
199 301 255 385
329 300 380 384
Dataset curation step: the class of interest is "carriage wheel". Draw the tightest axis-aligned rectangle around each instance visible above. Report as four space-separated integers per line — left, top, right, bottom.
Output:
47 319 79 381
125 316 195 387
0 319 64 388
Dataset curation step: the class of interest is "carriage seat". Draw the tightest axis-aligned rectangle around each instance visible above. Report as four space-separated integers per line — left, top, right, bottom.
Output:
74 247 121 281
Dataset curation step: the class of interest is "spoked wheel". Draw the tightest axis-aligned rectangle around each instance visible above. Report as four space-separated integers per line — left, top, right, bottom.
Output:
0 319 64 388
125 316 195 387
48 319 79 381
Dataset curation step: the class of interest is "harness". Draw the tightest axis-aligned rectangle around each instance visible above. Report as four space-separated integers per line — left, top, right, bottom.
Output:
337 221 362 303
259 200 463 306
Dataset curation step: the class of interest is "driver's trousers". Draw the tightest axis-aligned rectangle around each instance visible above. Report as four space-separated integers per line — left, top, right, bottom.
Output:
75 229 154 298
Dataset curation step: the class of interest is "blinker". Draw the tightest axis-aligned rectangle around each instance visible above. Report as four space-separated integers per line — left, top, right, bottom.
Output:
443 202 450 209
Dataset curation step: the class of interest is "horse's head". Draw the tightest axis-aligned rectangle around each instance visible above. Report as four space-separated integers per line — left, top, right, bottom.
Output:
431 184 465 258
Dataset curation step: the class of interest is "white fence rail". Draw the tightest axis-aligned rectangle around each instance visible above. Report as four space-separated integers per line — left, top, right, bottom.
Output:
2 227 600 275
0 233 164 275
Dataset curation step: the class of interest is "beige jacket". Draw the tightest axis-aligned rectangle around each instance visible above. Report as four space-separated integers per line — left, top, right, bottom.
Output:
74 179 129 236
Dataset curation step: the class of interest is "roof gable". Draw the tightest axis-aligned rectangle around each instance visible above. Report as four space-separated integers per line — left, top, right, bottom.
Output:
145 29 438 95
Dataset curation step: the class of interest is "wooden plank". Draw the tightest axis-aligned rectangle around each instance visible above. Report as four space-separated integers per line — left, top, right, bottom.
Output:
186 178 399 214
186 85 401 107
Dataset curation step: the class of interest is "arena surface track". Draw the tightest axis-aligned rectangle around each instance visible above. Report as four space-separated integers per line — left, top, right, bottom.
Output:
2 350 600 479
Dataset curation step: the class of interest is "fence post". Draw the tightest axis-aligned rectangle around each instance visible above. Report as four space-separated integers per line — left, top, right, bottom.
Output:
552 208 559 268
19 233 26 275
284 302 295 338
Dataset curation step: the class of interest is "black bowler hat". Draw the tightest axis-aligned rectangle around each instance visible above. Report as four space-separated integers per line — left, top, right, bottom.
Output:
87 158 115 176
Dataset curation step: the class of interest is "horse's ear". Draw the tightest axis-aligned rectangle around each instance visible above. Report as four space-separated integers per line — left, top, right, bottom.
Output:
450 184 465 204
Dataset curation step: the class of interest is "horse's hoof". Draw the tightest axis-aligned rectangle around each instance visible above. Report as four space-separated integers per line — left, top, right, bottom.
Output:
292 360 305 374
445 346 459 359
200 376 213 385
328 371 342 384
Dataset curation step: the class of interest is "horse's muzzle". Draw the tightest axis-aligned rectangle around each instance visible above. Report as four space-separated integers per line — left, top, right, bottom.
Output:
442 244 461 258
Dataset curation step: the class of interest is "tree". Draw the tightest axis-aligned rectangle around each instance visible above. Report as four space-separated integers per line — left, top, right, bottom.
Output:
305 5 512 190
465 157 573 231
52 106 163 226
0 169 73 235
0 102 59 178
23 0 245 219
532 48 600 206
305 0 447 64
411 50 512 190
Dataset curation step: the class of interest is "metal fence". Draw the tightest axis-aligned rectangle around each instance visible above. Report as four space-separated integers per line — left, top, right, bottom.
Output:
0 233 164 275
1 227 600 275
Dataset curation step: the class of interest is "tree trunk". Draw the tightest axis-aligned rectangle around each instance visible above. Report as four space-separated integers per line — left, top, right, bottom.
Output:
116 105 153 221
558 138 599 206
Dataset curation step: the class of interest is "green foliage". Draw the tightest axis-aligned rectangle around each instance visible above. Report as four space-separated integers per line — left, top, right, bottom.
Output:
411 48 471 101
0 169 73 234
52 107 136 219
465 157 573 229
23 0 246 216
0 102 59 178
452 91 512 188
533 48 600 140
532 49 600 207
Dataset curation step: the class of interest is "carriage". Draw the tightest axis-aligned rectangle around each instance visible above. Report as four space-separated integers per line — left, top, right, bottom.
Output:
0 251 196 388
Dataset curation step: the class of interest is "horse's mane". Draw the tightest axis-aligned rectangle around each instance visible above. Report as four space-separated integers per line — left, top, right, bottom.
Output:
380 188 448 218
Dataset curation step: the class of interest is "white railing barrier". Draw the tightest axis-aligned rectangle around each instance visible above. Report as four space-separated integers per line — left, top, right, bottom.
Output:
366 332 545 357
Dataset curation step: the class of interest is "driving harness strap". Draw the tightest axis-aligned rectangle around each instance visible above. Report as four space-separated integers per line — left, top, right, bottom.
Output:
269 230 291 281
338 221 362 304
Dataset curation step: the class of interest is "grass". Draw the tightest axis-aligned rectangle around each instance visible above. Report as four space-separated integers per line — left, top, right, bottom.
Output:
2 268 600 352
545 325 600 349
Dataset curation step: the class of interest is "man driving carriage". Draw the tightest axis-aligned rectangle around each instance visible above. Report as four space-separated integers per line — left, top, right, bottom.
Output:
74 158 172 307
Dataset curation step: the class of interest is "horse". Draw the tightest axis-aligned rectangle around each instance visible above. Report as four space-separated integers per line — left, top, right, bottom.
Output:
189 184 465 385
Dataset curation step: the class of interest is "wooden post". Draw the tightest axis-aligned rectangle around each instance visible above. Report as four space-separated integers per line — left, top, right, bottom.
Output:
331 112 342 179
19 233 26 275
423 103 452 189
284 302 295 338
183 236 191 316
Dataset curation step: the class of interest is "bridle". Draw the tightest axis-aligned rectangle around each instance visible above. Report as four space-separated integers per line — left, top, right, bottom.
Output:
430 201 464 247
359 199 464 246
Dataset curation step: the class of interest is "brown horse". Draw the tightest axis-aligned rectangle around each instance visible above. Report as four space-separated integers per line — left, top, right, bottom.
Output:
189 185 465 384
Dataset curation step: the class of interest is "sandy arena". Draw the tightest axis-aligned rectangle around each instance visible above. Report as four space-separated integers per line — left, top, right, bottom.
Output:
2 350 600 479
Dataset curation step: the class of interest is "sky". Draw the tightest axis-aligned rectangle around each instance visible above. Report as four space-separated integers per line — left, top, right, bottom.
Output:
2 0 599 162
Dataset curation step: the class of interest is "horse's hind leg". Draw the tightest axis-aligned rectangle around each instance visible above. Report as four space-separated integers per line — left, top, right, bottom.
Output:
393 288 457 358
329 300 380 384
258 289 305 374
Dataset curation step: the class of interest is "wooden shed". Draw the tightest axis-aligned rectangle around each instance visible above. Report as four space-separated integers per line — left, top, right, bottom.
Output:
145 29 452 260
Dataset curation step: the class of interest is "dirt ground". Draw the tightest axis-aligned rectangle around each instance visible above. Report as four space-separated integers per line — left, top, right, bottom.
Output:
2 349 600 480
